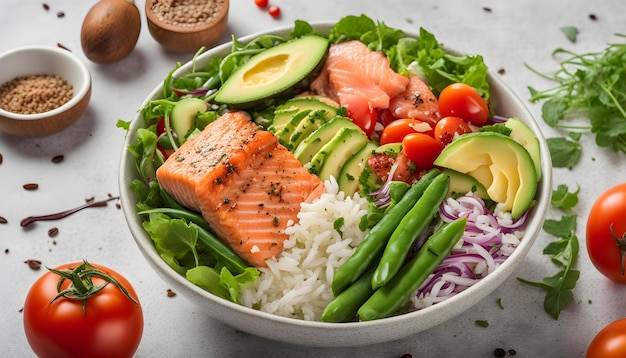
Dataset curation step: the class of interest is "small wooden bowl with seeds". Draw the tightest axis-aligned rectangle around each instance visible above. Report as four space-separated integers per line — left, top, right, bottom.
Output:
0 46 92 137
145 0 229 53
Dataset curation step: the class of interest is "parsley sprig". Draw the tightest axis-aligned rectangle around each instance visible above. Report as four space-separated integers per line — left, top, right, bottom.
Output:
526 34 626 169
518 184 580 320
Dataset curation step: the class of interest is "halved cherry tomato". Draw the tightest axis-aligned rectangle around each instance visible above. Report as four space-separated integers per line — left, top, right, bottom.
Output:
156 116 166 136
587 318 626 358
438 83 489 126
401 132 443 169
342 94 377 137
380 118 434 145
254 0 268 8
23 261 143 358
434 116 473 146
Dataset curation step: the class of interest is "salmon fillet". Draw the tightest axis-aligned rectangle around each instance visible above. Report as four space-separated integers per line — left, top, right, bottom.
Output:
310 40 409 109
156 111 324 267
388 75 440 125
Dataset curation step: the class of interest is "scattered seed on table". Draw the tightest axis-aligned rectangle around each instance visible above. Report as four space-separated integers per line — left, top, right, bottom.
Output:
0 216 7 224
0 152 3 164
85 196 95 203
589 13 597 20
508 350 517 356
25 259 42 270
4 248 9 254
56 11 64 18
42 3 49 10
166 289 176 297
48 227 59 237
51 154 64 163
23 183 39 191
497 67 506 75
483 6 492 12
493 348 506 357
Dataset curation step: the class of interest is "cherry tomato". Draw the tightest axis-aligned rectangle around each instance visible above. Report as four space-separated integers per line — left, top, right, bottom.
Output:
23 261 143 358
401 132 442 169
254 0 268 8
586 183 626 284
342 94 377 137
268 5 281 17
380 118 434 145
438 83 489 126
587 318 626 358
156 116 166 136
434 116 473 146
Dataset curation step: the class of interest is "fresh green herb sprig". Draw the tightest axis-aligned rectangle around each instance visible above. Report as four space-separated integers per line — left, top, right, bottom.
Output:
527 34 626 169
518 185 581 320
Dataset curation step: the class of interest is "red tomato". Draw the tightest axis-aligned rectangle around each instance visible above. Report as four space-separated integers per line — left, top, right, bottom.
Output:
434 116 473 146
23 261 143 358
586 183 626 283
156 116 166 136
268 5 281 17
438 83 489 126
401 132 442 169
380 118 434 145
587 318 626 358
254 0 268 8
342 94 377 137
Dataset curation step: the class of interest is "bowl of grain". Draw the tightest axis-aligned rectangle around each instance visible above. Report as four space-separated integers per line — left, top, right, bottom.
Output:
0 46 91 137
145 0 229 53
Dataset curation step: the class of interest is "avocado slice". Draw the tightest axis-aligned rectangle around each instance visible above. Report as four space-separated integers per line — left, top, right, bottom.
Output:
269 97 340 134
293 116 362 165
215 36 330 108
338 141 378 196
170 97 207 143
504 117 542 181
433 131 537 219
310 127 369 181
442 168 490 199
274 109 312 149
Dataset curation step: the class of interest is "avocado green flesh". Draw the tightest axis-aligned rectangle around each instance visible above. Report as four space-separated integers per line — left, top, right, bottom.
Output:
433 132 537 219
442 168 490 199
504 118 542 181
293 116 362 165
215 36 330 108
338 141 378 196
170 97 207 142
269 97 339 134
310 127 368 180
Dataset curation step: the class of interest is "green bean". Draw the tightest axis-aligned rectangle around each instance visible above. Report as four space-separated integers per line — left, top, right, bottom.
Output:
357 217 467 321
371 173 450 289
321 265 377 323
331 169 440 295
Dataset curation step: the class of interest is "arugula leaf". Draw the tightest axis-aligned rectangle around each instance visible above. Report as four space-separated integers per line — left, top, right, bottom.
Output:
551 184 580 210
518 214 580 320
527 34 626 167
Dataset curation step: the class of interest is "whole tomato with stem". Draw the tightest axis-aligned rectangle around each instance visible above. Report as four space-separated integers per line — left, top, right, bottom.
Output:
587 318 626 358
23 261 143 358
586 183 626 284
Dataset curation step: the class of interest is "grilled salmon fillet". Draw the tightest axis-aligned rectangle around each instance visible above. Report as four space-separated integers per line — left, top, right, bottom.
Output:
156 111 324 267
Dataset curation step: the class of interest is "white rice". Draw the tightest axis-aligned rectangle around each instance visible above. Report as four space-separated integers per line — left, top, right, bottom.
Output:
239 177 370 321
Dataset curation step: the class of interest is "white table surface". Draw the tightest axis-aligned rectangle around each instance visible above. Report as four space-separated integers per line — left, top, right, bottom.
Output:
2 0 625 357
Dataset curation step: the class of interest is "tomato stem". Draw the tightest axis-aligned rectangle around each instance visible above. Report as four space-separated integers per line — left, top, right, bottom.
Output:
47 260 138 313
610 224 626 276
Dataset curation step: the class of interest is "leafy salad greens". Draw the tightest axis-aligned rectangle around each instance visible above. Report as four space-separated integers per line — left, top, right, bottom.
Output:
119 14 491 304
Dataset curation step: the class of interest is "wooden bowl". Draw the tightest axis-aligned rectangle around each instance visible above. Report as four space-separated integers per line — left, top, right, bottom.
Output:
0 46 92 137
145 0 229 52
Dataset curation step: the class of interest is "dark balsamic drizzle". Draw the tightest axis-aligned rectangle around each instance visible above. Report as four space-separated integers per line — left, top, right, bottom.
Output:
20 196 119 227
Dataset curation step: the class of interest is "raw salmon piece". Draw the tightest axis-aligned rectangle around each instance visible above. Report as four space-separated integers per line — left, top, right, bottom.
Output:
156 111 323 267
388 75 440 125
310 41 409 109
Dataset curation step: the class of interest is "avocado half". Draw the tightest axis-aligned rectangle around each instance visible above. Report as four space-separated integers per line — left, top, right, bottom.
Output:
214 36 330 109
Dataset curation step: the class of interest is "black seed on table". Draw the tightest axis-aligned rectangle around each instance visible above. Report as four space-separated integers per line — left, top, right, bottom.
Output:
494 348 506 357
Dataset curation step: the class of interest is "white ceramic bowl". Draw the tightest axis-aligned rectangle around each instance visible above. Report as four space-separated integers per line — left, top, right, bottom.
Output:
119 23 552 347
0 46 91 137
